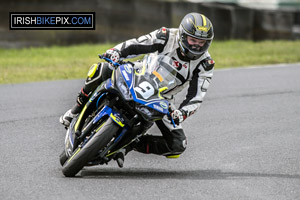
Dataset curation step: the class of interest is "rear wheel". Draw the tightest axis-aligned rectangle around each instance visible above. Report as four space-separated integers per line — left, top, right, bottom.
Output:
62 118 119 177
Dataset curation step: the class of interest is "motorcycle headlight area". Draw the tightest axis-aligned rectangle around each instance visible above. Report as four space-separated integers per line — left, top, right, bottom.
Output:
116 75 132 100
135 104 162 120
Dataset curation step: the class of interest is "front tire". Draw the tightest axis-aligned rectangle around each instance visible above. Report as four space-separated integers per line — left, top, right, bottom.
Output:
59 150 68 166
62 118 119 177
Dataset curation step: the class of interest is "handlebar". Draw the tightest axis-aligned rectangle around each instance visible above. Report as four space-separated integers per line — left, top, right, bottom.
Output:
167 112 176 128
98 54 121 67
168 104 177 128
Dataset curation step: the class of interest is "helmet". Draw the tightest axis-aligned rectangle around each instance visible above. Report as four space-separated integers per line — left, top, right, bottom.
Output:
178 13 214 60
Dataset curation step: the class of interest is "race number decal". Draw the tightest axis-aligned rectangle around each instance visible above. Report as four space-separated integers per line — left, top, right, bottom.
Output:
134 81 155 99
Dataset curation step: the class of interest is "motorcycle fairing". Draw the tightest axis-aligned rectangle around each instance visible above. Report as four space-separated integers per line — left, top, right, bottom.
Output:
65 117 79 156
118 64 169 115
93 105 125 127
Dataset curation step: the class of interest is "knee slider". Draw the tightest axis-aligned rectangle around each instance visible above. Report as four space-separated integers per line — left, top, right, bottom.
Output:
166 154 181 159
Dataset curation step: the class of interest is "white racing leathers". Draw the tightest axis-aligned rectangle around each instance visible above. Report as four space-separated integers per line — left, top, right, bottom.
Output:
111 27 214 156
114 27 214 119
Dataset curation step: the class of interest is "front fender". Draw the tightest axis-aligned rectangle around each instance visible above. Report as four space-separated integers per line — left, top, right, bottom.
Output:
93 105 125 128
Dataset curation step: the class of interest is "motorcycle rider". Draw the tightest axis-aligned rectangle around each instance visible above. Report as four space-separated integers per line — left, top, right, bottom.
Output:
60 12 215 167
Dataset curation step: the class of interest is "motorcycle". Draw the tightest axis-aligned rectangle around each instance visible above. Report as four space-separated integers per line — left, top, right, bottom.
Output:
60 53 179 177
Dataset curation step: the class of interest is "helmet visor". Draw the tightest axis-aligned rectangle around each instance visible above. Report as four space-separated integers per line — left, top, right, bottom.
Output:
182 34 211 56
186 36 207 52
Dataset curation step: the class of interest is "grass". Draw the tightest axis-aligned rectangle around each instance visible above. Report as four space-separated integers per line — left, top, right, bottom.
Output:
211 40 300 67
0 40 300 84
0 43 114 84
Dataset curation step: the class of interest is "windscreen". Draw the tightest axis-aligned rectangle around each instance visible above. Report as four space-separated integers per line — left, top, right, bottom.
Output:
143 54 180 91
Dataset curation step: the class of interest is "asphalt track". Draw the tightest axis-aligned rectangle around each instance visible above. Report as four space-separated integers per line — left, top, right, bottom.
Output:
1 64 300 200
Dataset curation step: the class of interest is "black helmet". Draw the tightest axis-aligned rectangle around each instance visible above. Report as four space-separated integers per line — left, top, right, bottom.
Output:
178 13 214 60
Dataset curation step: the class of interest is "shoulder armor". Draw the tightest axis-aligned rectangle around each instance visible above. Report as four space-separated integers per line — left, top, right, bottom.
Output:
156 27 169 41
201 58 215 71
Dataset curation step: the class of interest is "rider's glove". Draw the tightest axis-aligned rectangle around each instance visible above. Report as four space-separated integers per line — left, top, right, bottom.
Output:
103 48 121 64
171 109 187 125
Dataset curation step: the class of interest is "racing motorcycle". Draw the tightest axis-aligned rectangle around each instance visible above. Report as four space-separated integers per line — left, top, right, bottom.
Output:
60 53 179 177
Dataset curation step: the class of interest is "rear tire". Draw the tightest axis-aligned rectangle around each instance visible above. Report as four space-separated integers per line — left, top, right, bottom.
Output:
62 118 119 177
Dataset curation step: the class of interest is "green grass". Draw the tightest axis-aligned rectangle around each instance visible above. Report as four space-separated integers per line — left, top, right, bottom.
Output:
211 40 300 67
0 43 114 84
0 40 300 84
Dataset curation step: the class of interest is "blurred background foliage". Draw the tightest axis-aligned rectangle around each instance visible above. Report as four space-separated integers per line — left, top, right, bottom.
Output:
0 0 299 84
1 0 300 48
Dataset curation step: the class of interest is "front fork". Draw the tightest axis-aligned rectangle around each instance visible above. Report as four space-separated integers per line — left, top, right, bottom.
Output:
104 119 153 159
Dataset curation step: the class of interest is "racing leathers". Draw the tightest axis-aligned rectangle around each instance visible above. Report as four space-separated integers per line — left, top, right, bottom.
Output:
69 27 215 157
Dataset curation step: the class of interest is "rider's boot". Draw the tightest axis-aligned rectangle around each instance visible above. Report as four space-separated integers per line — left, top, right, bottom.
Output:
59 88 90 127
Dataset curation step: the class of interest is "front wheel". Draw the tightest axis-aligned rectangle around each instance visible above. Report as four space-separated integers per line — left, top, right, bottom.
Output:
62 118 119 177
59 150 68 166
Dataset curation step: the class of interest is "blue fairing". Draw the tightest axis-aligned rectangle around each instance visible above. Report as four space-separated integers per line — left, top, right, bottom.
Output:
93 106 112 124
93 105 126 126
118 64 169 114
